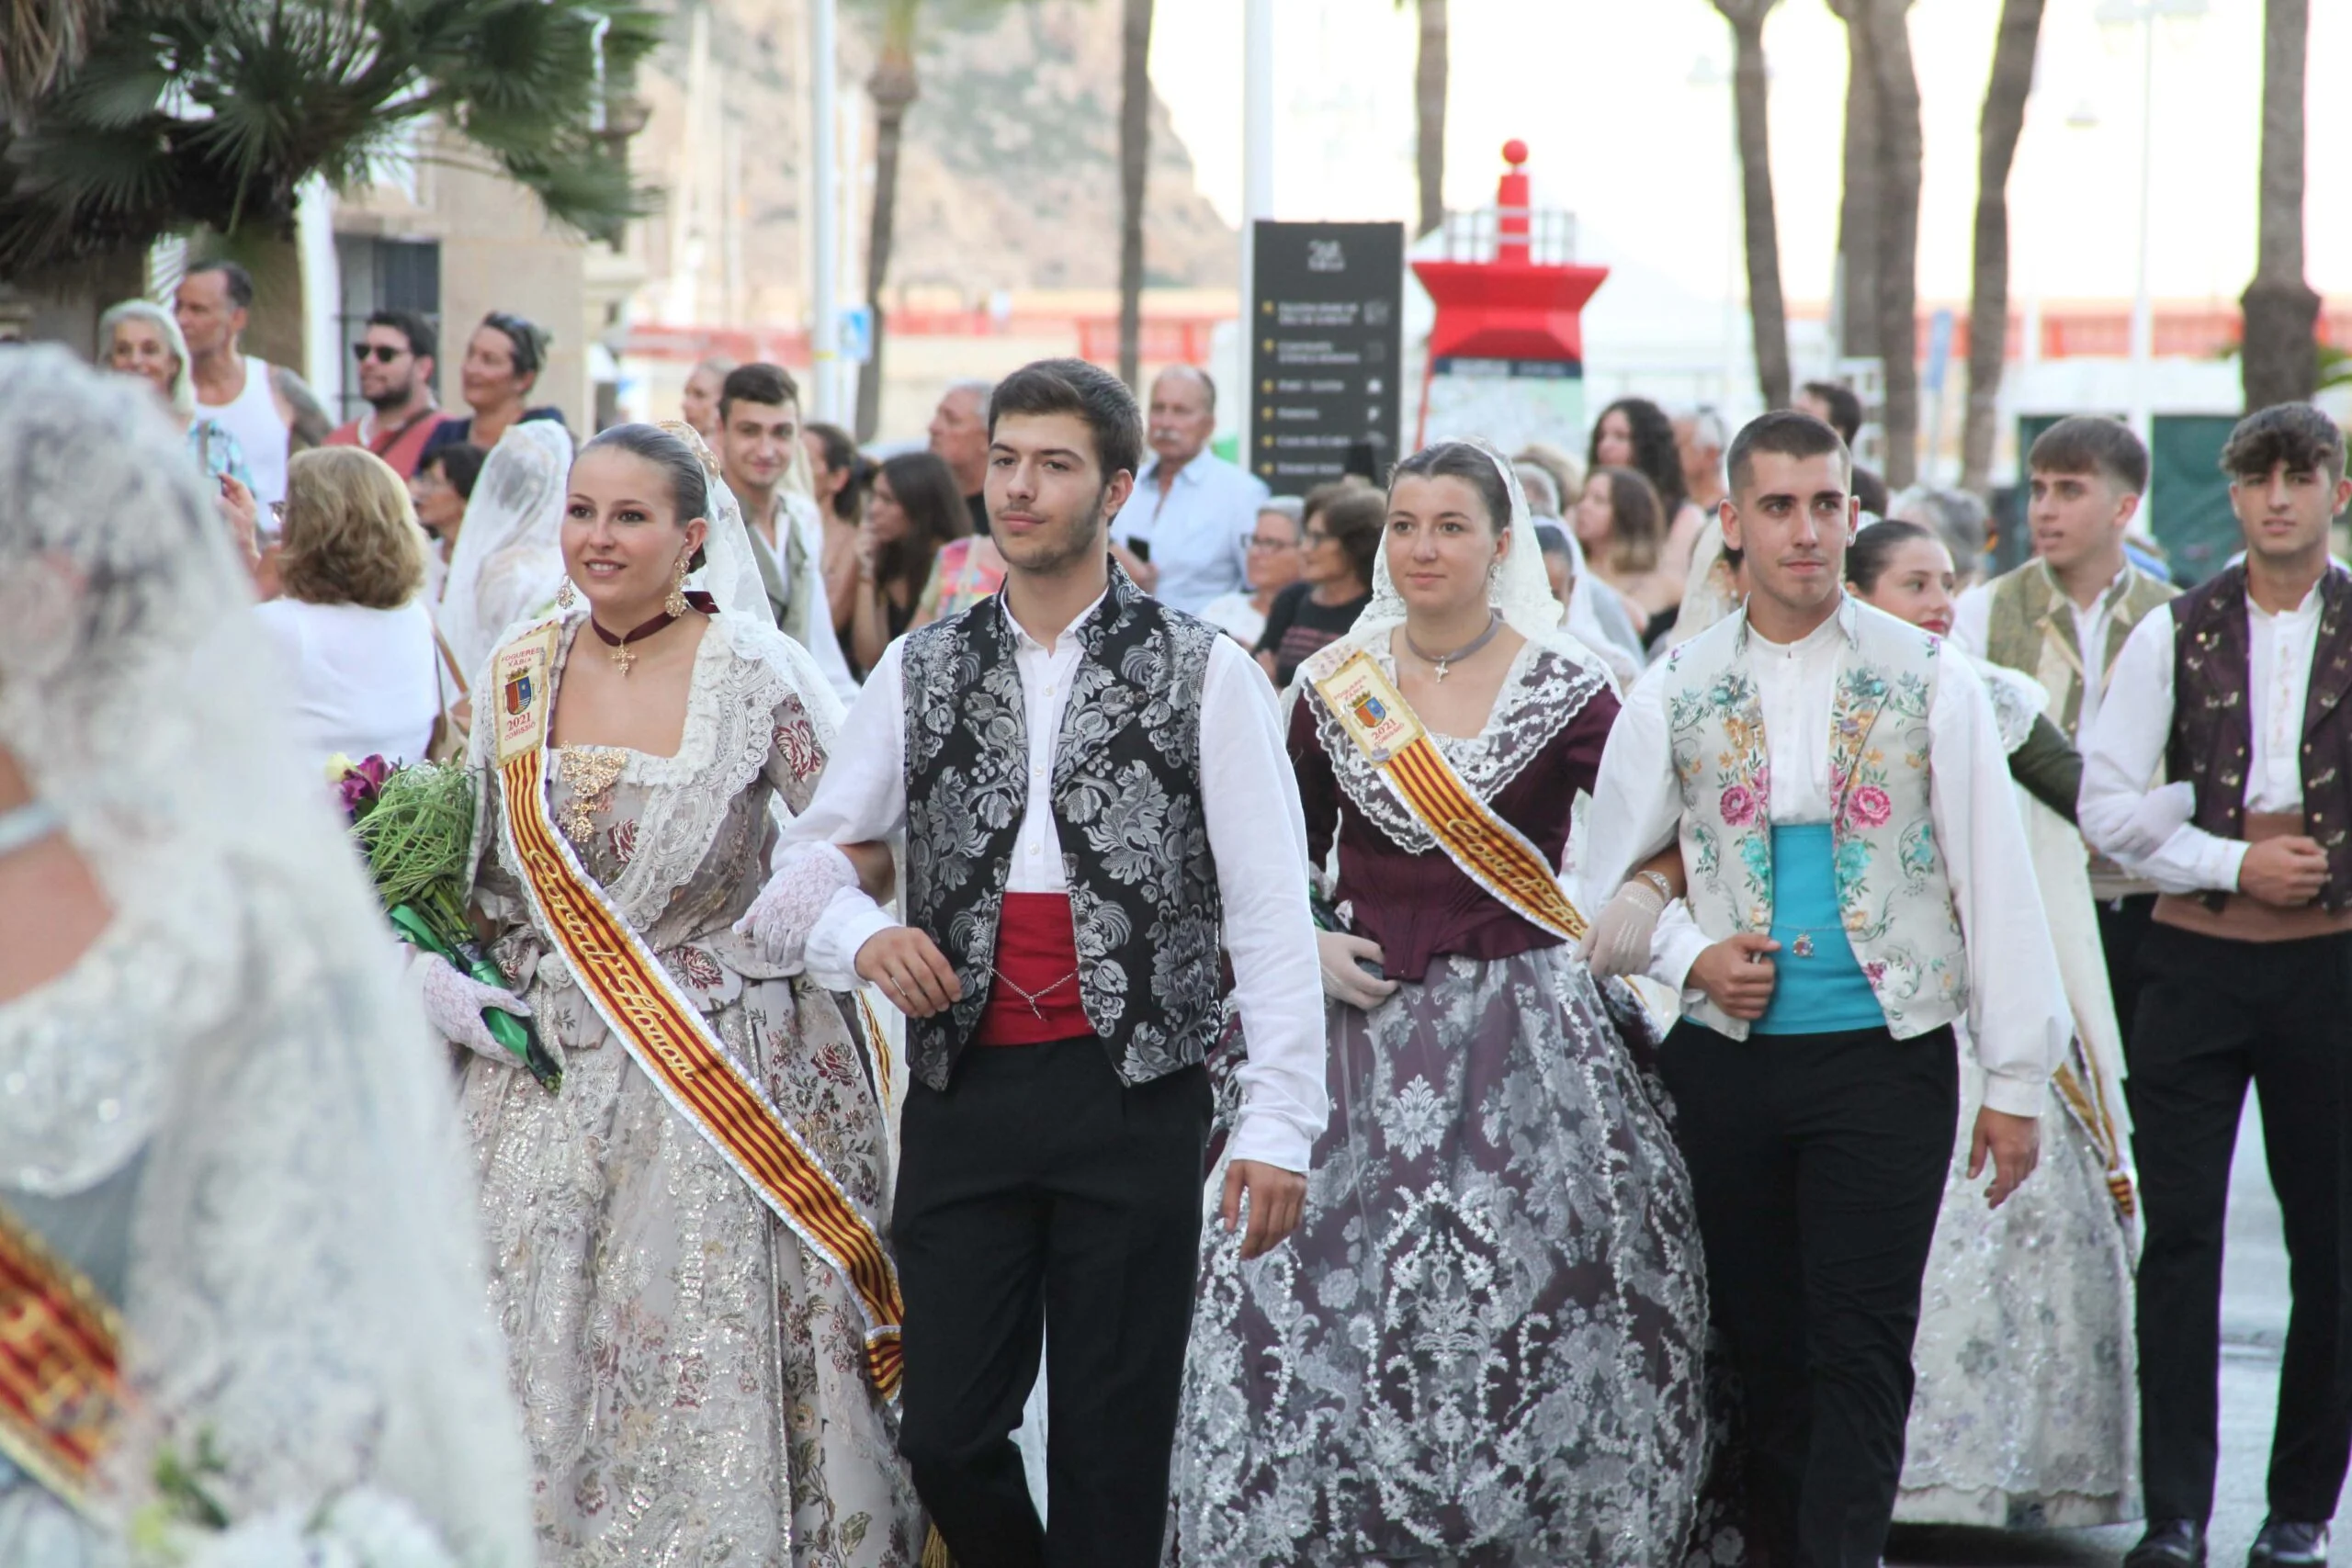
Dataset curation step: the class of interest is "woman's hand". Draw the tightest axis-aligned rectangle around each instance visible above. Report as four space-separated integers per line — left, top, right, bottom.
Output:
411 950 532 1061
1577 879 1666 978
218 473 262 574
1317 930 1397 1010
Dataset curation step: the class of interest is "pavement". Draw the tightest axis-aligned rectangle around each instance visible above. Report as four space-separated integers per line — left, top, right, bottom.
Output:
1888 1100 2323 1568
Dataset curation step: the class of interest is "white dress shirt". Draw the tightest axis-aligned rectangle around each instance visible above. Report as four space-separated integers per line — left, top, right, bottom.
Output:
1951 559 2133 740
782 592 1329 1171
2079 573 2335 895
1109 450 1271 615
1582 601 2069 1117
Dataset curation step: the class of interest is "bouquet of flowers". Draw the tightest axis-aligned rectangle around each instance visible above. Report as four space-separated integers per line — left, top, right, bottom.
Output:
332 754 562 1092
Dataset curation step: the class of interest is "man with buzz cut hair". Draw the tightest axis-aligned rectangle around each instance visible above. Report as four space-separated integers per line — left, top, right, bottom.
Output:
746 357 1326 1568
1952 414 2177 1044
175 258 334 508
716 360 857 703
2081 404 2352 1568
1587 408 2067 1568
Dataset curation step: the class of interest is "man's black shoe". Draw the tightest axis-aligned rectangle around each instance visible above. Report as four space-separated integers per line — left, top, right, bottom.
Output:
2124 1519 2208 1568
2249 1519 2329 1568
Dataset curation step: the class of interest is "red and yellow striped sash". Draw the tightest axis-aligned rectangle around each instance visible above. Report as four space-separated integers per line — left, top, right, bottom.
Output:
0 1202 124 1515
491 623 903 1396
1313 649 1588 942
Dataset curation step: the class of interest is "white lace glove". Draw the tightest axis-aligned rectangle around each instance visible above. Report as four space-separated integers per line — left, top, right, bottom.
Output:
1317 930 1399 1011
411 950 533 1062
2106 780 2197 863
735 841 860 970
1577 879 1667 979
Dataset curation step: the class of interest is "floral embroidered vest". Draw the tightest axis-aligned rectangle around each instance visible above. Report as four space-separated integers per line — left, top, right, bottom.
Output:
1660 600 1968 1041
2165 564 2352 912
899 567 1225 1090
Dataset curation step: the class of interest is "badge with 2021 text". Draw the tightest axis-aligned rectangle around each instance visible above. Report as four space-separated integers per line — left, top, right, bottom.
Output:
494 621 561 763
1316 650 1427 764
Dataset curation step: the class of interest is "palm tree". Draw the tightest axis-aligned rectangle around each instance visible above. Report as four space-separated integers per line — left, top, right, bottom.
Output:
1710 0 1790 410
1115 0 1153 389
2241 0 2318 409
1958 0 2045 493
1866 0 1922 488
0 0 112 112
1826 0 1879 360
0 0 657 276
1401 0 1446 238
854 0 920 442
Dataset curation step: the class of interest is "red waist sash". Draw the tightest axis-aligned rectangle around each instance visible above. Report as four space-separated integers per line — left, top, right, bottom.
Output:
978 893 1092 1045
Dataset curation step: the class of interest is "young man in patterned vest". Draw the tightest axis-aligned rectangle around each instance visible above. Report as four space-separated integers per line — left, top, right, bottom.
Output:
2081 405 2352 1568
1586 410 2068 1568
752 358 1327 1568
1951 415 2177 1043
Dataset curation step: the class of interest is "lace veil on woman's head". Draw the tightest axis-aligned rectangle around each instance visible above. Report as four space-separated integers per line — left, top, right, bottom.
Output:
437 418 574 677
0 349 532 1562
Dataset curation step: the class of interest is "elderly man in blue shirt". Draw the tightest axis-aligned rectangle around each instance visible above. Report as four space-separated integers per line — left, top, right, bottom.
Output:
1110 366 1271 614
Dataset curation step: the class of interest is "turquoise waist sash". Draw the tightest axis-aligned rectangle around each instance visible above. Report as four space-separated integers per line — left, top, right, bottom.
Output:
1754 824 1886 1036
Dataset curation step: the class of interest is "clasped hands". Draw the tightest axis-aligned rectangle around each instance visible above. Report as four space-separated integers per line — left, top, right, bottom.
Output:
1689 933 2040 1209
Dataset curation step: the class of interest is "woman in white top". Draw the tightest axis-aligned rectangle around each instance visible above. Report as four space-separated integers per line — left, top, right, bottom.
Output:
254 447 440 765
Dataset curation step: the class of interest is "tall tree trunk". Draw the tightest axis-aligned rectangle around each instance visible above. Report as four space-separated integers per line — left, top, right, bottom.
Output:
1869 0 1922 489
2241 0 2318 410
1828 0 1881 360
1959 0 2045 493
1115 0 1153 389
855 1 920 443
1713 0 1790 410
1412 0 1447 238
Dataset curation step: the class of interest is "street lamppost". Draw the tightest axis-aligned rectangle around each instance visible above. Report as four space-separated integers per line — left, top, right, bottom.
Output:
2095 0 2208 446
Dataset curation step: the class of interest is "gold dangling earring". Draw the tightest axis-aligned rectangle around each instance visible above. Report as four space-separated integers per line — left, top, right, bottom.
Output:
664 553 690 618
555 576 577 610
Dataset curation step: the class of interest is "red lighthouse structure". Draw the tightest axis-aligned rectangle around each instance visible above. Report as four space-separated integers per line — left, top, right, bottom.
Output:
1411 141 1610 452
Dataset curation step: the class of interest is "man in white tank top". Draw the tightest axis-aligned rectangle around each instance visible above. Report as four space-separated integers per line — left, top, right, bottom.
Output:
175 260 333 509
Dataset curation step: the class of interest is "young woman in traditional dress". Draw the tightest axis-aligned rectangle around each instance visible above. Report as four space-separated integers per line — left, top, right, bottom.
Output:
1166 440 1709 1566
415 421 928 1565
0 349 533 1565
1847 520 2139 1530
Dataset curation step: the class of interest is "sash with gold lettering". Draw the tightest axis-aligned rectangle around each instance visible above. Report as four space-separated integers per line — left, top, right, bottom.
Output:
490 620 905 1397
0 1200 125 1516
1311 649 1588 942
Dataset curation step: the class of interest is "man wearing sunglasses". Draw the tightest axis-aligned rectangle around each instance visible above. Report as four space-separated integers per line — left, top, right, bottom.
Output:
324 310 448 479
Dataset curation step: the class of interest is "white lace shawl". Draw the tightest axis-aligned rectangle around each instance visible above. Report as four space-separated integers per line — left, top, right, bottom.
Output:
467 604 842 940
0 349 533 1566
435 421 574 678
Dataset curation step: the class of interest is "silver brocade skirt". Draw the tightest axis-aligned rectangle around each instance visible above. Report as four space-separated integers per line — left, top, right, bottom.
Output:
1169 946 1710 1567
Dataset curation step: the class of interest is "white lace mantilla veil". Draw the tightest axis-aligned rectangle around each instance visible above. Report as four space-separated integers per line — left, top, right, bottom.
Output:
1292 435 1617 706
0 350 532 1562
435 418 574 678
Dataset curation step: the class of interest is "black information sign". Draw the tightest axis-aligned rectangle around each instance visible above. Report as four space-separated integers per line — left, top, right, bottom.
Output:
1250 220 1405 496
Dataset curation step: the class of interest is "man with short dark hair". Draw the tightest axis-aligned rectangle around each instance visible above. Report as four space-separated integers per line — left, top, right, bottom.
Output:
175 259 333 507
2082 405 2352 1568
753 356 1325 1568
930 379 995 535
325 310 447 477
1952 414 2177 1041
1587 409 2065 1568
716 361 856 702
1108 364 1271 614
1798 378 1890 518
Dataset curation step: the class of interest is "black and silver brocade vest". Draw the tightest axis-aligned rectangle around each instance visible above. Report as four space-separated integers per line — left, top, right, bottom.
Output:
2166 563 2352 911
900 567 1225 1090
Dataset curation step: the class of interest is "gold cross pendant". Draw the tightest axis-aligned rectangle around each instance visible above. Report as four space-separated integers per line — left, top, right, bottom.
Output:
1431 660 1450 682
609 644 637 676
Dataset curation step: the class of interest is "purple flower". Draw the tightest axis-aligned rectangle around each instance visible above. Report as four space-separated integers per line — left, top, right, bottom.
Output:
338 753 392 818
1847 784 1894 830
1719 784 1759 827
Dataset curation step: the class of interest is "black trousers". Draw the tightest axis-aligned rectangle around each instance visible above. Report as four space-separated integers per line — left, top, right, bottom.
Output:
892 1037 1212 1568
2097 892 2159 1055
2129 922 2352 1524
1659 1021 1957 1568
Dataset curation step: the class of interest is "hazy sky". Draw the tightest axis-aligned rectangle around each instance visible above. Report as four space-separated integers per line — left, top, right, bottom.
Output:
1149 0 2351 314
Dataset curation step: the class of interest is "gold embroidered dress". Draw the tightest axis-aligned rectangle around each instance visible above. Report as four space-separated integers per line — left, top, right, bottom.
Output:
460 609 922 1566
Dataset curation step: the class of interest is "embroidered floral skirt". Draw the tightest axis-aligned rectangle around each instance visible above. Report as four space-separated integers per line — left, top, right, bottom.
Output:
1169 946 1710 1566
1894 1065 2140 1529
461 971 925 1568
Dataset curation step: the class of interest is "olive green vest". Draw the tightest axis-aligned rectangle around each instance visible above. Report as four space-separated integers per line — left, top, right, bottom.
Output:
1982 558 2177 743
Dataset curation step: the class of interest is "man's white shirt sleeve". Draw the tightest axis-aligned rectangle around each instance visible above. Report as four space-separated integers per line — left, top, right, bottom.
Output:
1581 664 1712 994
2079 610 2246 895
784 639 910 987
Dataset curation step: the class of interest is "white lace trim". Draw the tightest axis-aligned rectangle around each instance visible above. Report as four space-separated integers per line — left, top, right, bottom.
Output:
1313 639 1605 855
